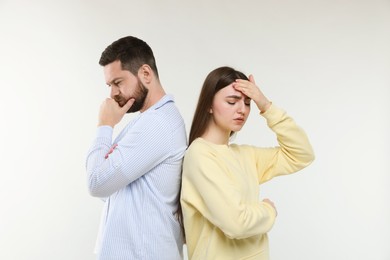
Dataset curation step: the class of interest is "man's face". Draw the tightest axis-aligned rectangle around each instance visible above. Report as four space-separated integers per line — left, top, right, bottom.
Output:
103 60 148 113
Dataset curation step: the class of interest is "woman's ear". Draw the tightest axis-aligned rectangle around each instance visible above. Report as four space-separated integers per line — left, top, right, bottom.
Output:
209 108 213 114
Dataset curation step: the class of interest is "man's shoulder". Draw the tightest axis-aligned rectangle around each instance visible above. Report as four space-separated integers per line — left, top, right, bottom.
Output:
131 107 184 142
147 100 184 127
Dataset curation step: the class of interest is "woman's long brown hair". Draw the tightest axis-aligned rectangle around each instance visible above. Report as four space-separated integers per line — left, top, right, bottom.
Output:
189 66 249 145
178 67 249 242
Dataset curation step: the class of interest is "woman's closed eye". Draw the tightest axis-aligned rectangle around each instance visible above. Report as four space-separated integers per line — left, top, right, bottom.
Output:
226 99 251 106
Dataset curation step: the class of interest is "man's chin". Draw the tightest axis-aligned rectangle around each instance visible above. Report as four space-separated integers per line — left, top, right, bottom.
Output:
126 102 143 113
126 109 139 113
114 99 126 107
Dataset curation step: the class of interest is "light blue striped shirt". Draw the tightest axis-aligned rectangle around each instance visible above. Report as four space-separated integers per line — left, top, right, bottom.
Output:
86 95 187 260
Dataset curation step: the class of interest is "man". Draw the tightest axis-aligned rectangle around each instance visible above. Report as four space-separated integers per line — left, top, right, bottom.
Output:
86 36 186 259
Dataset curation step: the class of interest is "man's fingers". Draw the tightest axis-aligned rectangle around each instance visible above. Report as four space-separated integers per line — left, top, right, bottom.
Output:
122 98 135 112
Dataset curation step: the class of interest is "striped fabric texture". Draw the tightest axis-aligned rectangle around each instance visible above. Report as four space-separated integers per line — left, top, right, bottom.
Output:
86 95 187 260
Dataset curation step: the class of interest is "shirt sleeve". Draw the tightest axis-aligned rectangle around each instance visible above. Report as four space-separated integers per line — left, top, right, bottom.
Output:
181 144 277 239
85 113 172 197
252 104 315 184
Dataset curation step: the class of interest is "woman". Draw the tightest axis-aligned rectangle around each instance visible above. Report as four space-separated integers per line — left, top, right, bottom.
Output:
180 66 314 260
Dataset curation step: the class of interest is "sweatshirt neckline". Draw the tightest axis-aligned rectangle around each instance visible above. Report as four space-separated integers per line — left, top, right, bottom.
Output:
197 137 231 149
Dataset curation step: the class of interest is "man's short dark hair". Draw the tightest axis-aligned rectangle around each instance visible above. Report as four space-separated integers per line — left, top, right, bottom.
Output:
99 36 159 78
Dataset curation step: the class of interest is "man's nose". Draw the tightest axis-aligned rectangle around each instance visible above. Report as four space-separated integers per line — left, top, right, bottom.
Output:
110 86 119 98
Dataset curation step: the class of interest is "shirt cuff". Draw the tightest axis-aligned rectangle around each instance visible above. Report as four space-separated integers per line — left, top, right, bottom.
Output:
96 125 113 139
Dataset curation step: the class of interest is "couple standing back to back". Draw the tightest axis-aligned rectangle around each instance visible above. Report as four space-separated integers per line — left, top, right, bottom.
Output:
85 35 315 260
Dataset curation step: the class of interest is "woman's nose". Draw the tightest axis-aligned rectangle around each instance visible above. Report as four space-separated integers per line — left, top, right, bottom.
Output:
237 101 246 115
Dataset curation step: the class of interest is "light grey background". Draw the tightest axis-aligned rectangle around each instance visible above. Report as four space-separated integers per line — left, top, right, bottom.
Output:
1 0 389 259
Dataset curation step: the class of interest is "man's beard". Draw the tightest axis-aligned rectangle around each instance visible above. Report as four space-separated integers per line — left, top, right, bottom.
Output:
114 80 149 113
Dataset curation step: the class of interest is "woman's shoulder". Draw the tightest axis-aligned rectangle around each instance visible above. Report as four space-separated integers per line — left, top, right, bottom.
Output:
185 138 230 159
188 138 230 152
186 138 213 156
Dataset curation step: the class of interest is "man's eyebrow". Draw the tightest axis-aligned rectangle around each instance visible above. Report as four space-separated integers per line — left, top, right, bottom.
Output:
106 77 122 86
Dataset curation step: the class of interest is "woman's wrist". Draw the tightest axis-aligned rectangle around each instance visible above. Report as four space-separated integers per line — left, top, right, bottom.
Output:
255 96 271 113
260 101 271 113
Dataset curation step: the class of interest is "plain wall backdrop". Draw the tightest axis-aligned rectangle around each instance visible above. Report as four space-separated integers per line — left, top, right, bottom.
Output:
0 0 389 259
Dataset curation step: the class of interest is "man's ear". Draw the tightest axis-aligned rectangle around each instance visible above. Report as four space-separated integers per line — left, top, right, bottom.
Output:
138 64 152 84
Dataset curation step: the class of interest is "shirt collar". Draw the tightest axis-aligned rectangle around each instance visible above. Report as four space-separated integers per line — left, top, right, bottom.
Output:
145 94 174 112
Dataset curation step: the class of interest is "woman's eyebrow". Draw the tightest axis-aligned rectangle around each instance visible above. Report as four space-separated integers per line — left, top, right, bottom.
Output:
225 95 242 99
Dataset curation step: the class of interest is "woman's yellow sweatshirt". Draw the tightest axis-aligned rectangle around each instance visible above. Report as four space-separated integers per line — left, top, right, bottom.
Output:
181 104 315 260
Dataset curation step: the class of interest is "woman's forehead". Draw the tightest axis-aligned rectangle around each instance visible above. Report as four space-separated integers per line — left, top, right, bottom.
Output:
216 84 249 98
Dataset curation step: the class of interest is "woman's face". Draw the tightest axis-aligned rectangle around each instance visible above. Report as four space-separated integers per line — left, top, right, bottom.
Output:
210 84 251 134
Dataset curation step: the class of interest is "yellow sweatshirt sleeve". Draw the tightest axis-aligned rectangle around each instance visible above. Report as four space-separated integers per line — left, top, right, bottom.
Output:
254 104 315 183
181 143 277 239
